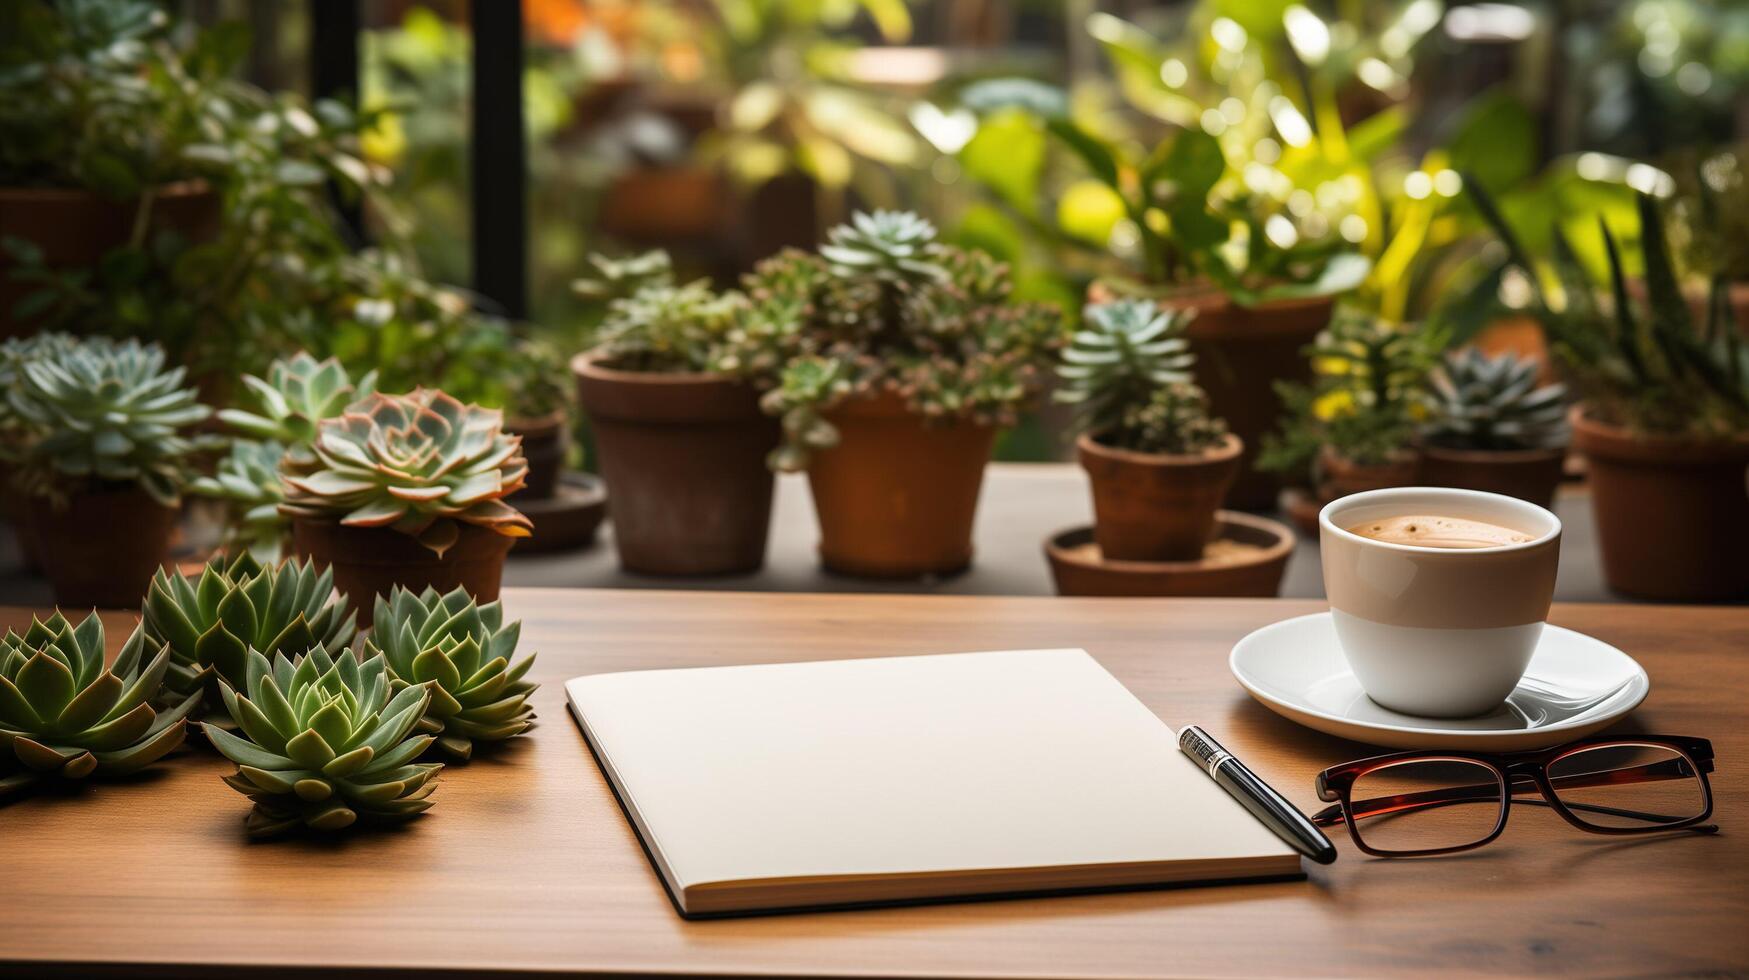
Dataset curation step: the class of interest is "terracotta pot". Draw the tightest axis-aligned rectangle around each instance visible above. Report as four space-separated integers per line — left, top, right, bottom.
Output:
1418 443 1567 509
1077 432 1242 561
573 354 779 576
1045 512 1294 597
30 484 178 608
598 167 724 244
292 519 514 626
1318 447 1421 502
808 390 996 578
1570 408 1749 602
1089 281 1334 510
505 410 567 502
0 181 221 338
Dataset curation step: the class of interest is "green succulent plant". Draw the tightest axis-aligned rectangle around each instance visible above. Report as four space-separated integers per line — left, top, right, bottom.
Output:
0 612 198 797
1 334 210 505
189 439 292 562
365 586 537 760
1056 300 1201 447
590 278 748 373
202 646 441 837
737 212 1065 471
1424 348 1568 451
570 249 675 302
818 210 948 286
142 553 357 713
217 353 378 467
278 388 533 555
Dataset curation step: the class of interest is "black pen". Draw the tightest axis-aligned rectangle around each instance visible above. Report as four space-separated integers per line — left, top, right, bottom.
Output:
1179 725 1337 865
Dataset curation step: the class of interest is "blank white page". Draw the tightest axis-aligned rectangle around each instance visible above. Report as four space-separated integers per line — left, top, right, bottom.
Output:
566 648 1294 899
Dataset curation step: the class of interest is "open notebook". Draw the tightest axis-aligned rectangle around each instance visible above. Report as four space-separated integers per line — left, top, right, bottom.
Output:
565 648 1301 917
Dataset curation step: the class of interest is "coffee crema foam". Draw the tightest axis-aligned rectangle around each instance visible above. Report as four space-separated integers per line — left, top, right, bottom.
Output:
1345 514 1533 549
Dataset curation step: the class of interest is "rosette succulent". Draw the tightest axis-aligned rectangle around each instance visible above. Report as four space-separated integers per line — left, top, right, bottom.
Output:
818 210 948 285
0 613 198 797
279 388 533 555
1424 348 1568 451
189 439 292 561
202 646 441 837
142 553 357 713
2 334 210 505
218 352 377 467
365 586 538 760
1056 300 1199 443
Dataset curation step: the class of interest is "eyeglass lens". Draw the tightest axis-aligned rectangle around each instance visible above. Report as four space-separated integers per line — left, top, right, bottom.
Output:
1348 758 1504 853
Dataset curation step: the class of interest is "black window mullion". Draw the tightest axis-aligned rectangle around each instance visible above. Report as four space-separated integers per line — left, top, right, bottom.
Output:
469 0 528 321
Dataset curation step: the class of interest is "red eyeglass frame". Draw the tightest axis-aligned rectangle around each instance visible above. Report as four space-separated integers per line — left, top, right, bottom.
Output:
1311 734 1717 857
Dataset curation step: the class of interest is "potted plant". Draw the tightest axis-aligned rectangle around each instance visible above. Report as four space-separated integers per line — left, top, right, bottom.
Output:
1664 144 1749 331
960 78 1370 508
745 211 1064 578
278 388 533 621
1 335 210 607
1419 348 1569 508
1260 312 1441 526
0 0 381 390
1476 187 1749 601
572 252 778 574
191 352 377 562
1056 300 1239 560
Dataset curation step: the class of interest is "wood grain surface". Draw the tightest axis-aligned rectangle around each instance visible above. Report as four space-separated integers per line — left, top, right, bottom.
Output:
2 590 1745 978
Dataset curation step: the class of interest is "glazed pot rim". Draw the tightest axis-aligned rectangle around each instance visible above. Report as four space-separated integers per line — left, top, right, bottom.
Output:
1076 430 1243 465
1046 512 1295 572
0 178 214 202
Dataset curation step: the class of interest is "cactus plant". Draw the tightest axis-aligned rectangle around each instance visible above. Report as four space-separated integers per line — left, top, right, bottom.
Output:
202 646 441 837
1 334 210 505
278 388 533 555
142 553 358 714
1424 348 1567 451
364 586 537 760
0 612 199 797
1056 300 1210 451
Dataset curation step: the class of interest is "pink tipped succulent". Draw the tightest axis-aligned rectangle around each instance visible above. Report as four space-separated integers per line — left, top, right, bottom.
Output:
279 388 533 555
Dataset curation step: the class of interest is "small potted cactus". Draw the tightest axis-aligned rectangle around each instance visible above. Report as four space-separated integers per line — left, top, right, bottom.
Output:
744 211 1064 578
1057 301 1240 560
365 586 538 760
1260 312 1442 525
279 388 533 621
203 647 442 837
1419 348 1569 508
192 352 377 561
571 252 781 575
0 613 199 798
0 335 210 607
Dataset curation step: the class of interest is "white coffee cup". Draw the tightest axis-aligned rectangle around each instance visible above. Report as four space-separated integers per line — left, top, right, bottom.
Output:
1319 487 1562 718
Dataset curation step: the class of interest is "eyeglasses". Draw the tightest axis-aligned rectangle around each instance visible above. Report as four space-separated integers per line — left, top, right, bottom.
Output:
1311 735 1717 857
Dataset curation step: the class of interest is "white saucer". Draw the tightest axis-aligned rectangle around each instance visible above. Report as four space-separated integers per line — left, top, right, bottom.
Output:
1229 612 1649 751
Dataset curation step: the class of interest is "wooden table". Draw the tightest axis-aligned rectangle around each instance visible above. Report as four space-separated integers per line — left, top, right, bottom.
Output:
4 590 1745 978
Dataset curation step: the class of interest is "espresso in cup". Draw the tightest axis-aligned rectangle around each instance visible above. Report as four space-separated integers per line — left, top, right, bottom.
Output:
1321 488 1561 718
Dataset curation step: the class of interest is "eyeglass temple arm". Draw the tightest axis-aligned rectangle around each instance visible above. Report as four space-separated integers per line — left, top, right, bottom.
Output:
1311 758 1700 826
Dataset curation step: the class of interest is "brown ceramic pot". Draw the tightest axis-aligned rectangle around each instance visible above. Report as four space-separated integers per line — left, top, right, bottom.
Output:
1318 447 1421 502
598 167 724 244
30 484 178 608
1045 512 1294 597
1570 408 1749 601
1077 432 1243 561
573 354 779 576
292 519 514 626
1090 282 1334 510
1418 443 1567 510
505 410 567 502
808 390 996 578
0 181 221 338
